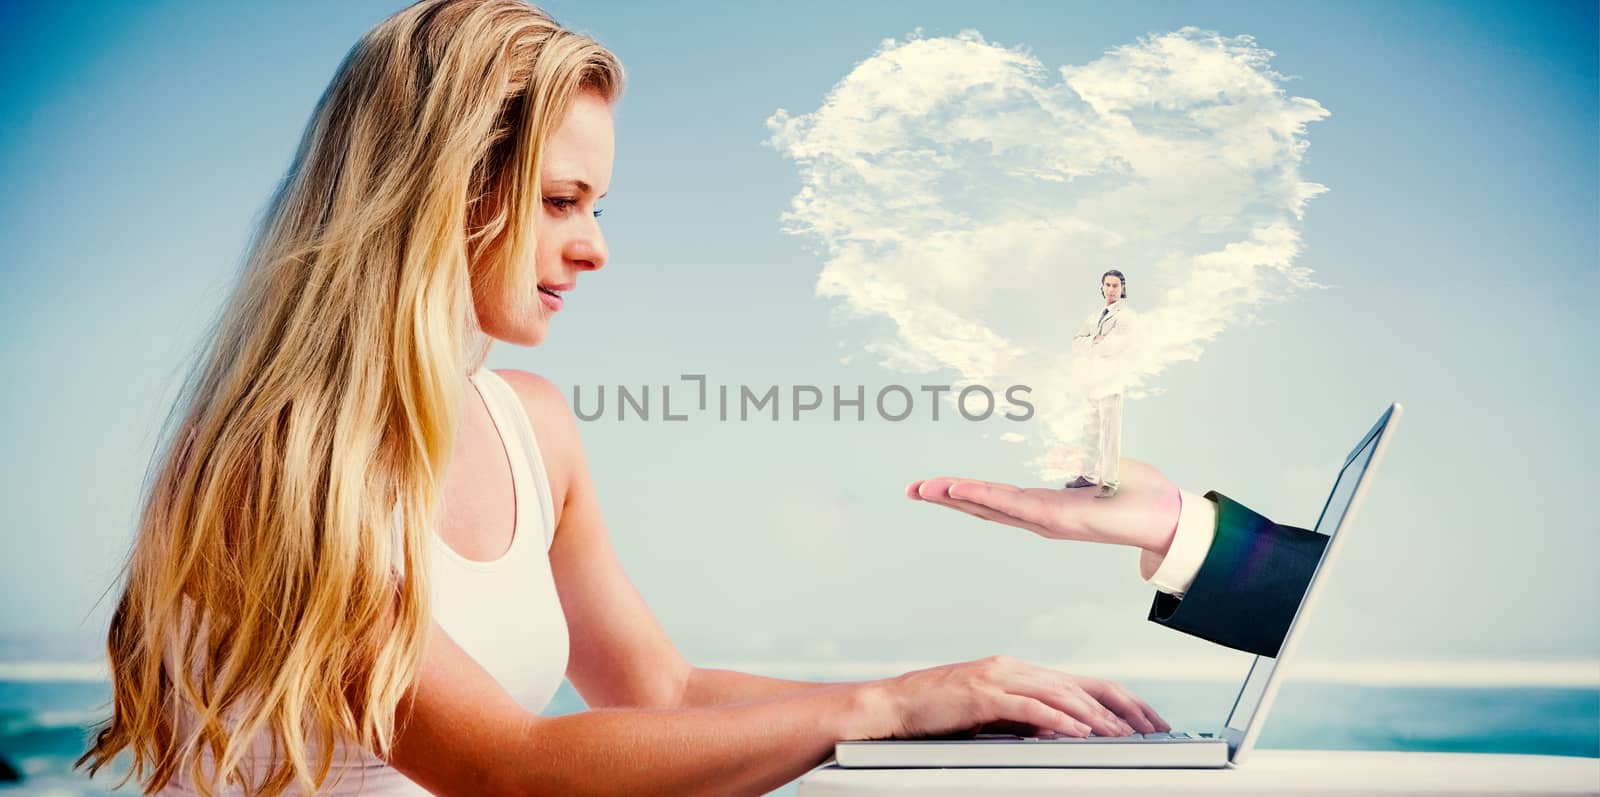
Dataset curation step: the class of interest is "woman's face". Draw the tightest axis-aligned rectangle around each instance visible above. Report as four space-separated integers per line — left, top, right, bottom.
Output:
475 89 614 346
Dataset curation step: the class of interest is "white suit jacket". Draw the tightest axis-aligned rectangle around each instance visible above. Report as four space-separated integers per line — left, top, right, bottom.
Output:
1072 300 1132 358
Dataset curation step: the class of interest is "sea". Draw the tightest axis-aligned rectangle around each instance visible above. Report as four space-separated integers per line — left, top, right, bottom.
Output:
2 671 1596 796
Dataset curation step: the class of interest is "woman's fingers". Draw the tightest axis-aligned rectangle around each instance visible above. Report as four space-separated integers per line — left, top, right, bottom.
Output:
1107 695 1156 735
1051 675 1136 737
1077 680 1157 734
1003 664 1164 737
1075 677 1171 734
1030 684 1132 737
993 662 1134 737
896 658 1169 741
1135 696 1171 733
1106 682 1169 732
990 693 1090 738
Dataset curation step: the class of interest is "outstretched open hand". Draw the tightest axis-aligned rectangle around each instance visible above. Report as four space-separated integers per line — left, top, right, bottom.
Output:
906 459 1183 557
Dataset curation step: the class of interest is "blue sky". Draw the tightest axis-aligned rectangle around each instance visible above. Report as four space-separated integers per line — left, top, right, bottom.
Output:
1 0 1595 682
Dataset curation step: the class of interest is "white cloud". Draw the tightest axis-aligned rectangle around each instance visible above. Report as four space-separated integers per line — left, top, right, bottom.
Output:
767 27 1330 479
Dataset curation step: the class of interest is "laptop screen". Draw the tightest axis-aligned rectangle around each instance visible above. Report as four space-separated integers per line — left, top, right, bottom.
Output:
1222 412 1387 733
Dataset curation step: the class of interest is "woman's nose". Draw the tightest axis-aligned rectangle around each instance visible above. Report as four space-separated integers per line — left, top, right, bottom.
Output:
570 220 608 271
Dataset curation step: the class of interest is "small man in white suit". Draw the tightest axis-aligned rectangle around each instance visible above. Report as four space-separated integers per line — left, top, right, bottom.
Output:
1067 269 1132 498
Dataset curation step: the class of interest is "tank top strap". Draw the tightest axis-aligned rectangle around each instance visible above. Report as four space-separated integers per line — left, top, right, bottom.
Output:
470 368 559 551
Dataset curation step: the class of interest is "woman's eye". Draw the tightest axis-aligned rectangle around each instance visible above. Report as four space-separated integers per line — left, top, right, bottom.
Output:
546 197 602 219
547 199 601 220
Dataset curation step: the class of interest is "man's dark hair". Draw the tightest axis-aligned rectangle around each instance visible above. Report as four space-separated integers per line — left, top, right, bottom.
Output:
1101 269 1128 299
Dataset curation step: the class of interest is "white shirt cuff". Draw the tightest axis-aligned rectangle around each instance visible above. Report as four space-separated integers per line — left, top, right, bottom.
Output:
1141 488 1217 598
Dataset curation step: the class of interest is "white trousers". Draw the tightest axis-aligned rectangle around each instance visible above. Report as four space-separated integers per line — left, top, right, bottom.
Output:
1081 393 1123 486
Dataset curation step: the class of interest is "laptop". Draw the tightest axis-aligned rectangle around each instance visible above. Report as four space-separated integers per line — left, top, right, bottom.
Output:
835 403 1404 769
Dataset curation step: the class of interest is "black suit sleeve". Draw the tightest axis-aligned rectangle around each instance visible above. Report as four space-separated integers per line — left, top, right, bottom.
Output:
1146 490 1327 657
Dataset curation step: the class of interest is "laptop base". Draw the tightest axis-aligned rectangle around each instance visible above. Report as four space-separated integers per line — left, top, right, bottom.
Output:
835 732 1230 769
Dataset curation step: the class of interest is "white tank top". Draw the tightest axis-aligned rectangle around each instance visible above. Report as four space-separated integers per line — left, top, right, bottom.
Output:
161 367 569 795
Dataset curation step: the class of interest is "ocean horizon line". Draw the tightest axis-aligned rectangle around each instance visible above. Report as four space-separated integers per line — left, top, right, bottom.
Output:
5 656 1597 688
697 657 1600 688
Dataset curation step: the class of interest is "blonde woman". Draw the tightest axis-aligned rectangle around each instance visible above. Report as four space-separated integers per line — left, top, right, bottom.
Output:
77 2 1188 795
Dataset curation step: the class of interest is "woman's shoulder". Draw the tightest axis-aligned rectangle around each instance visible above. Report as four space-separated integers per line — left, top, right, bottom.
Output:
489 369 582 522
491 368 567 413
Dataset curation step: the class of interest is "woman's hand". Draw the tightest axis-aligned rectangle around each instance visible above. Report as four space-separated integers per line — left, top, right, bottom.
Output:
905 458 1183 557
865 655 1169 740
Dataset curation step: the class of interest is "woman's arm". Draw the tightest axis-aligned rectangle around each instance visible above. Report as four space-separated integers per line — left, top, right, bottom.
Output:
385 620 882 797
386 622 1162 797
680 668 865 707
502 369 693 708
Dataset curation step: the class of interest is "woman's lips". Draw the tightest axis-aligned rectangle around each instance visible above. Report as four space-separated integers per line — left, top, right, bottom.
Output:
538 286 564 311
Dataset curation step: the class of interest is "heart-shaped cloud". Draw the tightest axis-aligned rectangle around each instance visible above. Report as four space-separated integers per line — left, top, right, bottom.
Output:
766 27 1329 478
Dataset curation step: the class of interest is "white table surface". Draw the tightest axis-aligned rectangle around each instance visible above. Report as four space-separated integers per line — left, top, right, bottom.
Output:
796 750 1600 796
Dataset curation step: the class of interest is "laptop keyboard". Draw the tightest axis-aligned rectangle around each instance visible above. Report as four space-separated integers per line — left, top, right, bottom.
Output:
1001 730 1217 742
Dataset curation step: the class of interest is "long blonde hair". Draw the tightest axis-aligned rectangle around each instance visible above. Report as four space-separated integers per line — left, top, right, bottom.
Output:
77 2 621 793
